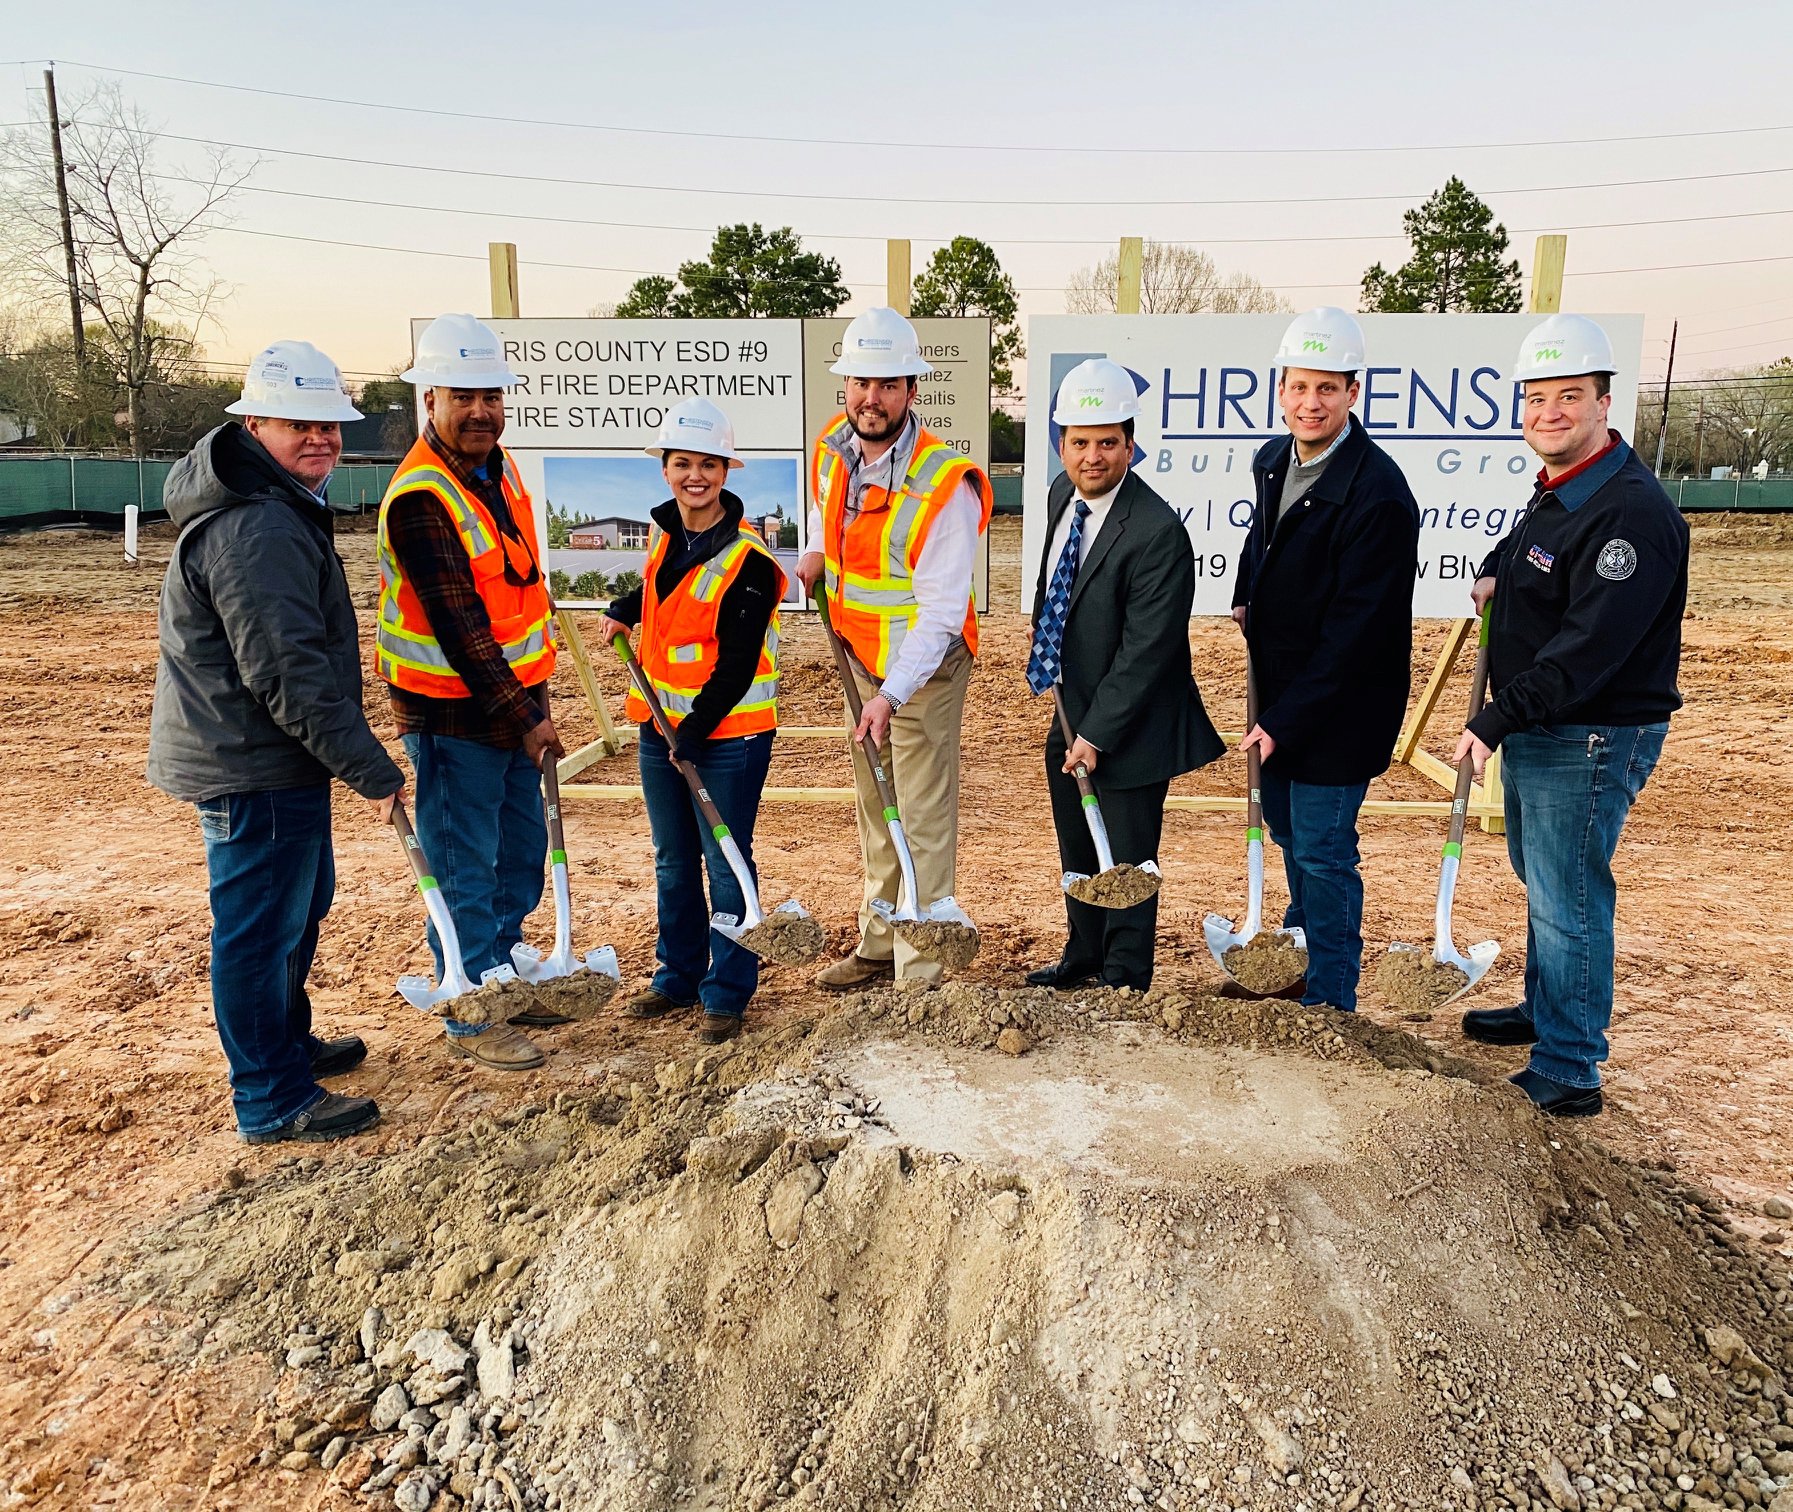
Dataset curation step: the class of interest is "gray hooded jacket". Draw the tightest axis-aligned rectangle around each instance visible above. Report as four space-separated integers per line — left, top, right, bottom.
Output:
147 423 404 803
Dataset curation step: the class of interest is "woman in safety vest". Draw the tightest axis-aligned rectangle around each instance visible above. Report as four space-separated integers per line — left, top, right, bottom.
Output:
597 398 786 1044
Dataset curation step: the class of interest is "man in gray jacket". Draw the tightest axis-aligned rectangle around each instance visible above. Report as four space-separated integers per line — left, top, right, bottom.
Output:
149 340 404 1144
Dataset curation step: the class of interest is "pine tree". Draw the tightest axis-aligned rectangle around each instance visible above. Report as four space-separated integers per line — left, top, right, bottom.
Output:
1361 177 1522 313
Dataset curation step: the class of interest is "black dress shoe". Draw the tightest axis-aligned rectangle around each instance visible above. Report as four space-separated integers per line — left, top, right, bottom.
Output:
1461 1005 1537 1046
310 1036 367 1079
241 1092 380 1145
1217 976 1307 1002
1509 1066 1603 1118
1025 962 1101 989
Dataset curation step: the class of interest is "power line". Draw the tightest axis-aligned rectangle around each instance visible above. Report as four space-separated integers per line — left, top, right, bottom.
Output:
39 59 1793 160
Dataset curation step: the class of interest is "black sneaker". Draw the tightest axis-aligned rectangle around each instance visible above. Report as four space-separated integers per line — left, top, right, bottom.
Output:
310 1036 367 1078
241 1092 380 1145
1461 1005 1537 1046
696 1012 743 1045
1024 962 1101 990
1509 1067 1603 1118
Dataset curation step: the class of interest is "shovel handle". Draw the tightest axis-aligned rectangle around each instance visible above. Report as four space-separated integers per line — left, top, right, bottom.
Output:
1051 694 1098 798
1243 657 1264 834
813 587 903 819
541 748 567 862
1446 608 1495 851
389 801 434 889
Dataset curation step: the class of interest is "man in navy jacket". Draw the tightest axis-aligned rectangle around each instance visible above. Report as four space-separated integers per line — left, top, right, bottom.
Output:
1232 308 1420 1013
1454 315 1688 1118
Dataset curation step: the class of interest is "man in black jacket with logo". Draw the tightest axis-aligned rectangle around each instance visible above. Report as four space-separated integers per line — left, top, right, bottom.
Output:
149 341 404 1145
1454 315 1688 1117
1232 308 1420 1013
1025 360 1224 990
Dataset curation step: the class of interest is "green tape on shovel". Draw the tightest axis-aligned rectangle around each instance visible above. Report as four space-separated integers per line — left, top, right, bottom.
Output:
551 849 568 866
417 875 439 892
712 823 730 841
883 805 899 824
1443 841 1463 859
1081 794 1098 809
1246 826 1264 842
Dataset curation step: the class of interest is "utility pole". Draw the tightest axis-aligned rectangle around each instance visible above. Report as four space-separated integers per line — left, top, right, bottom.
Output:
1693 392 1706 477
44 65 85 372
1652 319 1677 475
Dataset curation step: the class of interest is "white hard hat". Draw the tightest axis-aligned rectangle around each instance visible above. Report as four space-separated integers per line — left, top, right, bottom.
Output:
1515 314 1617 382
1275 306 1367 374
830 307 933 378
224 340 362 423
645 397 743 468
401 313 519 390
1052 359 1140 427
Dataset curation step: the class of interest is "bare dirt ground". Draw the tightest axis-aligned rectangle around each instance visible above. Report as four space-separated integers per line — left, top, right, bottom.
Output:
0 512 1788 1509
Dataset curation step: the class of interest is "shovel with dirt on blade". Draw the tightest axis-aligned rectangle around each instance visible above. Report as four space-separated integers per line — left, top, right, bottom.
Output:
610 632 822 966
1380 607 1501 1013
389 800 517 1015
1052 693 1162 909
813 585 980 970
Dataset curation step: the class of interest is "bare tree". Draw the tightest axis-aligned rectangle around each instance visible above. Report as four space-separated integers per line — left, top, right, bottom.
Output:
0 81 252 454
1064 242 1287 316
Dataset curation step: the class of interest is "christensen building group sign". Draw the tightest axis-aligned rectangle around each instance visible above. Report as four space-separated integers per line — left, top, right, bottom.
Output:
1023 313 1644 618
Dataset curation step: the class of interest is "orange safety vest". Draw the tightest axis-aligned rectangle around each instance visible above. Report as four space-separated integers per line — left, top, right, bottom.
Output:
623 525 787 737
374 436 556 697
810 414 993 679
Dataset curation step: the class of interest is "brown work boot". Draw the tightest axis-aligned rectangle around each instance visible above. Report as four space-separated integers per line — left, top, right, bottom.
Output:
446 1023 545 1071
624 988 696 1020
814 952 894 992
696 1012 743 1045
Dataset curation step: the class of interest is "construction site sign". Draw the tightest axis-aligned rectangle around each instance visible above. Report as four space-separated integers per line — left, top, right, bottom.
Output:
1022 313 1645 618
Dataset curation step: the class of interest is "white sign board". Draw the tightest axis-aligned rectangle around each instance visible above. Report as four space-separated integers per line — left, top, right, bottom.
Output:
1023 313 1644 618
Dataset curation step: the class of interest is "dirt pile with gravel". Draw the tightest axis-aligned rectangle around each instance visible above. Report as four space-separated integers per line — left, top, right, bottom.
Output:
1375 948 1472 1015
1223 929 1309 993
1064 862 1162 908
106 983 1793 1512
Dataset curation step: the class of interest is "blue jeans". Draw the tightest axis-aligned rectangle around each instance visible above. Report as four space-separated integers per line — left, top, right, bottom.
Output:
1502 722 1667 1090
1259 772 1371 1012
196 784 334 1135
639 726 774 1018
402 733 546 1035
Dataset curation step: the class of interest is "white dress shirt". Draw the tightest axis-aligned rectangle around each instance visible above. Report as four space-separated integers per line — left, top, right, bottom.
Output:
805 423 982 708
1041 477 1121 583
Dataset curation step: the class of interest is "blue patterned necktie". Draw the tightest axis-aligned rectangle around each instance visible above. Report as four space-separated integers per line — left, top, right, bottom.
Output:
1026 499 1091 694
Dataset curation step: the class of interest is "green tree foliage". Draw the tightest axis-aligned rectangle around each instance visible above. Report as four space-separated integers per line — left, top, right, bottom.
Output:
911 236 1022 394
546 503 575 549
612 227 848 320
990 409 1025 464
357 371 419 453
610 569 643 596
570 569 612 599
549 568 573 600
1361 177 1522 314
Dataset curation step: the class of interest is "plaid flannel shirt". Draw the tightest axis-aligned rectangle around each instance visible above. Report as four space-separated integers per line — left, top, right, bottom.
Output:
384 424 547 748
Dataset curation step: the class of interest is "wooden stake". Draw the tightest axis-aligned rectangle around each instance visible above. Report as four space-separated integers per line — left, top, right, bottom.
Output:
489 241 520 319
1393 618 1474 764
1117 237 1144 315
553 607 628 772
1528 235 1566 315
886 240 911 315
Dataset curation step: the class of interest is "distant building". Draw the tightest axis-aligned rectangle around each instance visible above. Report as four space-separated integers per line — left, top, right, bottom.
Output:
569 516 650 550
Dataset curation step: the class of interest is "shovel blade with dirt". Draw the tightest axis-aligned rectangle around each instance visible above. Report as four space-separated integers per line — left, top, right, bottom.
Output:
508 750 621 988
814 587 979 968
391 802 478 1016
1052 694 1164 911
610 633 822 966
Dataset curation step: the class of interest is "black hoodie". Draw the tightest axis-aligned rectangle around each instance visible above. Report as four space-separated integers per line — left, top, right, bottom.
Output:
147 423 404 803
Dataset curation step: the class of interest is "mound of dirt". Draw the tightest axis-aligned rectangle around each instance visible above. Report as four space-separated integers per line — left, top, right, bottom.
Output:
1223 930 1309 994
893 918 980 969
735 910 826 965
1375 949 1471 1014
1065 863 1161 908
527 971 619 1019
108 981 1793 1512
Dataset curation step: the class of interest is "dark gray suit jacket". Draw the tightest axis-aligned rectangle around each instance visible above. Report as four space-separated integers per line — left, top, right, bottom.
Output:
1032 469 1224 789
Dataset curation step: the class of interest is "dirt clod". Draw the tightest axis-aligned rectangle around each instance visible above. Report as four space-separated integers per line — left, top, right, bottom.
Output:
734 910 826 965
1064 863 1161 908
526 971 619 1019
1374 948 1471 1013
893 917 980 969
1221 930 1308 993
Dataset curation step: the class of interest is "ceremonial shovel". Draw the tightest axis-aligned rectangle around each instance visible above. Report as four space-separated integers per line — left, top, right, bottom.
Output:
510 754 621 989
813 586 980 953
1386 608 1501 1004
610 632 818 962
390 801 480 1015
1052 693 1162 908
1202 660 1308 986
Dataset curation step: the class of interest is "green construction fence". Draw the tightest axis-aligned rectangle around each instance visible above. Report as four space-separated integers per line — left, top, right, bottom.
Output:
0 457 398 529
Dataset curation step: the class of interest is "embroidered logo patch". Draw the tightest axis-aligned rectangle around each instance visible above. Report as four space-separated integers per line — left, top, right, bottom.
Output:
1526 544 1555 573
1596 539 1638 581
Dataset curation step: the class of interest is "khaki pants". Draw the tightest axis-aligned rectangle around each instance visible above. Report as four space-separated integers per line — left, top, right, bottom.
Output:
847 642 973 983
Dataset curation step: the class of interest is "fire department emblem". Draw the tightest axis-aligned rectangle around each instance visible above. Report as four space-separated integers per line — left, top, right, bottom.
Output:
1595 539 1637 582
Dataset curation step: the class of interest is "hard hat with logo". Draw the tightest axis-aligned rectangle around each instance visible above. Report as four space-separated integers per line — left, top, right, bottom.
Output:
224 340 362 423
644 397 744 468
401 313 519 390
1514 313 1617 382
829 307 934 378
1052 358 1141 426
1274 306 1367 374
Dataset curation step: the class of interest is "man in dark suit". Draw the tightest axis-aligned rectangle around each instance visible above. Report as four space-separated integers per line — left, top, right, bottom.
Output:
1025 359 1225 990
1231 308 1420 1014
